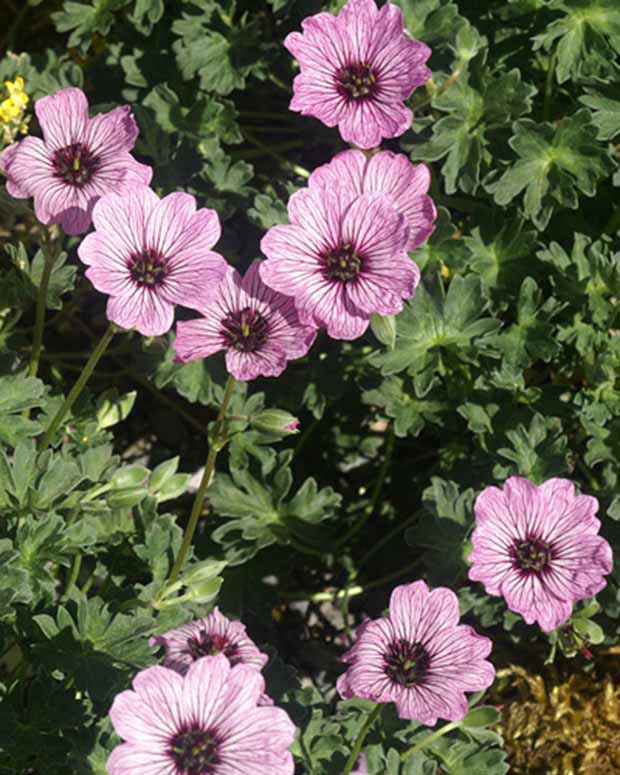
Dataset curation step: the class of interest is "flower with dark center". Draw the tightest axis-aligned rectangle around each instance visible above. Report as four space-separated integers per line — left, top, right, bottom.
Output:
175 262 316 381
337 580 495 724
323 243 362 282
261 187 416 341
186 630 241 665
149 607 268 677
469 476 613 632
337 62 377 101
170 726 219 775
52 142 100 187
108 655 296 775
513 537 552 573
383 639 430 688
220 307 270 352
127 247 168 288
309 150 437 252
78 186 227 337
0 87 151 234
285 0 431 148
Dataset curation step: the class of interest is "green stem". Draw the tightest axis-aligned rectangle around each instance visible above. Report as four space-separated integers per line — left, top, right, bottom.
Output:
39 323 116 448
243 128 310 178
336 426 395 547
357 510 423 571
342 704 383 775
400 720 462 761
28 235 59 380
165 376 236 589
66 553 82 592
287 559 422 603
543 48 557 122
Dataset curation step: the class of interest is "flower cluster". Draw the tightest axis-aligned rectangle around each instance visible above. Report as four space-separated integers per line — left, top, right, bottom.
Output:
0 76 29 146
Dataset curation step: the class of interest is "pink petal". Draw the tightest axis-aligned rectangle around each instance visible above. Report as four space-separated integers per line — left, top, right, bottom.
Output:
35 87 89 151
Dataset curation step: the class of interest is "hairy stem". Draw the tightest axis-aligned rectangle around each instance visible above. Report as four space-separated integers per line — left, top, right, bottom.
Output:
342 704 383 775
165 376 236 589
400 720 462 761
28 239 57 381
39 324 116 448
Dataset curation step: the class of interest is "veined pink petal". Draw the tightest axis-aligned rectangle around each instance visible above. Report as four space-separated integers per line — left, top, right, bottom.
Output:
285 0 431 147
107 656 296 775
3 86 151 234
337 579 495 723
469 476 612 632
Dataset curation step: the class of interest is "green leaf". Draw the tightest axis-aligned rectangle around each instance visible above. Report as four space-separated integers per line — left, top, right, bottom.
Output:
52 0 131 50
96 389 136 430
533 0 620 84
410 69 535 195
370 314 397 350
0 374 45 445
580 91 620 140
488 110 614 229
374 275 499 396
462 705 501 728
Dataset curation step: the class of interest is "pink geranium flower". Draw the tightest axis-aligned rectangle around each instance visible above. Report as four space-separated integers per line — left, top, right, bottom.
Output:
260 187 417 340
468 477 613 632
0 87 151 235
309 150 436 252
78 185 227 337
107 655 296 775
149 607 268 675
337 580 495 725
174 261 316 380
285 0 431 149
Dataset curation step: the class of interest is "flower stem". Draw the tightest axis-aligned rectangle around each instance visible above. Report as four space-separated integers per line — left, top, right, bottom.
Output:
543 48 557 122
39 323 116 448
336 426 395 547
342 704 383 775
400 720 462 761
28 236 59 381
165 376 236 589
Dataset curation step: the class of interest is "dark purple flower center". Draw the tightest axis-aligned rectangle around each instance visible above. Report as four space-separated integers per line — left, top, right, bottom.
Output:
337 62 378 101
52 142 100 187
186 629 241 665
128 248 168 288
513 536 552 573
220 307 269 352
323 243 362 282
170 725 219 775
384 639 430 688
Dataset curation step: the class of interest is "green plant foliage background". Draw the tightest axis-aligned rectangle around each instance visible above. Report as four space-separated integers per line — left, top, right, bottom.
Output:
1 0 620 773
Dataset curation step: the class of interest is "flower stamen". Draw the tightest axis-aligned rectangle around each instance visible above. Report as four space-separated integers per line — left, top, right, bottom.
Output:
220 307 269 352
337 62 378 101
513 537 552 573
323 242 362 282
187 630 241 665
52 142 100 187
170 725 219 775
384 639 430 688
128 248 168 288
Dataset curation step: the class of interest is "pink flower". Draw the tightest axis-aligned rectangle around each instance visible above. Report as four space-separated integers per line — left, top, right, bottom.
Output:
468 477 613 632
336 580 495 725
309 150 436 252
78 185 227 337
350 755 368 774
174 261 316 381
260 187 417 340
149 607 268 675
285 0 431 149
0 87 151 235
107 655 296 775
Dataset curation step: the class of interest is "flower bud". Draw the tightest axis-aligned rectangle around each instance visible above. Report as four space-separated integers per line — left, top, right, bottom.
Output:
251 409 300 435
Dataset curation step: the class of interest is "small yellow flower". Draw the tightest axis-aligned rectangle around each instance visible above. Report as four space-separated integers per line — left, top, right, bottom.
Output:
0 76 30 148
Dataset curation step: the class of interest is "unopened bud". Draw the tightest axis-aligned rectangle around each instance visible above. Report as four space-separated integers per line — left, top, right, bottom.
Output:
251 409 300 435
